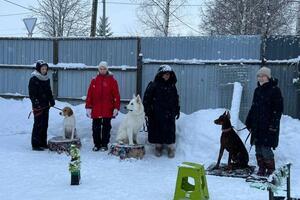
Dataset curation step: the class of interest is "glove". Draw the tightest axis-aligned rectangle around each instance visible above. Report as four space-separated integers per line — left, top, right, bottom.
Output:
113 109 119 117
86 108 92 118
175 112 180 120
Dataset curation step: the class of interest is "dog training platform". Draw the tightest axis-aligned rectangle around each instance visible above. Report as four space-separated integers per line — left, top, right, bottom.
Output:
109 143 145 159
48 136 81 153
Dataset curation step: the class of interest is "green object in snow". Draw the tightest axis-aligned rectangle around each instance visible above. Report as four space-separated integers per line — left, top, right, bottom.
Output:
173 162 209 200
69 144 81 173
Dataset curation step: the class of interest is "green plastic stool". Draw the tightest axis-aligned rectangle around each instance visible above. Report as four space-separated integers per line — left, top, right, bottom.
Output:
174 162 209 200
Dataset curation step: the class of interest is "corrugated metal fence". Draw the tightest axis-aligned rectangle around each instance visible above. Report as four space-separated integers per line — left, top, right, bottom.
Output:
0 36 299 120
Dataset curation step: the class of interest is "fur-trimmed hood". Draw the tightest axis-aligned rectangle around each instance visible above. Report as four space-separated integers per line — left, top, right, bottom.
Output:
31 70 49 81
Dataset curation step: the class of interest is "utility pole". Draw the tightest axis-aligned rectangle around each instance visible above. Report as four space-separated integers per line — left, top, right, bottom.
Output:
297 1 300 35
101 0 106 36
90 0 98 37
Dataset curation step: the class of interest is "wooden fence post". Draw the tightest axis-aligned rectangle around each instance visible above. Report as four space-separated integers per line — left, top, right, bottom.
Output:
287 163 291 200
136 37 143 96
52 39 59 99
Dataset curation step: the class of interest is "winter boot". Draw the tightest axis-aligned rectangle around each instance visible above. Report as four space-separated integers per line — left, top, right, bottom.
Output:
256 155 266 176
265 159 276 176
167 145 175 158
155 144 163 157
100 145 108 152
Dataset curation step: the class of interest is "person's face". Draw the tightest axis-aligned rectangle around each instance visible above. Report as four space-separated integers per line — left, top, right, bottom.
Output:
99 66 108 75
162 72 170 81
257 74 269 85
40 66 48 75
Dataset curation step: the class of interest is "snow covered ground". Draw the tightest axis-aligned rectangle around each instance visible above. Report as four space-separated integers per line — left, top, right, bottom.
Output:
0 97 299 200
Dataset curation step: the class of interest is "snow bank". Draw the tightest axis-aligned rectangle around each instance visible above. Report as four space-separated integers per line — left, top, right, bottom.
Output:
0 98 299 199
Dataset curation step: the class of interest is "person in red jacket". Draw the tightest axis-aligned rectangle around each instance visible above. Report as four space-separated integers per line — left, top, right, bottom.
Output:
85 61 120 151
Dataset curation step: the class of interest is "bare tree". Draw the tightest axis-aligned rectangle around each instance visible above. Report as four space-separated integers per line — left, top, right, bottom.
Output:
132 0 187 36
32 0 91 37
200 0 296 36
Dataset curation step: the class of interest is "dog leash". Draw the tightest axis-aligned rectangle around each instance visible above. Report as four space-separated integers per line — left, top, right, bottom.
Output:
233 126 247 132
232 126 250 144
244 130 252 153
141 117 148 132
53 106 63 111
28 105 63 119
233 126 252 152
244 131 251 144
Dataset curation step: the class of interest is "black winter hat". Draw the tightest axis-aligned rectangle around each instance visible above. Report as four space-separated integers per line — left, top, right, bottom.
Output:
35 60 49 72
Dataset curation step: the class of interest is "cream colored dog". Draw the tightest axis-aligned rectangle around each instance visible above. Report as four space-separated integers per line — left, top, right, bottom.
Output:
116 95 145 145
59 107 76 140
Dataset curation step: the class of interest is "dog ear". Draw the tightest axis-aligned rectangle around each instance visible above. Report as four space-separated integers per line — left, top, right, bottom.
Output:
136 95 141 103
226 111 231 119
133 94 136 99
68 108 73 116
223 111 227 116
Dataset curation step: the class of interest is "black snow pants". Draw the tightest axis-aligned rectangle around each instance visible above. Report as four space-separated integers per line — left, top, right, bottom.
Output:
31 109 49 148
92 118 112 148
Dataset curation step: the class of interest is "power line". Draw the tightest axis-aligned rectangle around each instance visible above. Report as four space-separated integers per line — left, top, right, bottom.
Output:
0 12 31 17
101 1 208 7
171 13 201 34
1 0 36 12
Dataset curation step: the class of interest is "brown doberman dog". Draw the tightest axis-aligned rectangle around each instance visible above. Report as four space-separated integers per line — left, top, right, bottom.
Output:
213 111 249 170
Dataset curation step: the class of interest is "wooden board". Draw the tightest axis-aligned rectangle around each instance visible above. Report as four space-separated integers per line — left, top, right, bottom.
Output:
109 143 145 159
48 136 81 154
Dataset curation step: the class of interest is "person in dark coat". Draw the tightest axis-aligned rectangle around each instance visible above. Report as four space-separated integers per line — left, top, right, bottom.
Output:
245 66 283 176
85 61 120 152
143 65 180 158
28 60 55 151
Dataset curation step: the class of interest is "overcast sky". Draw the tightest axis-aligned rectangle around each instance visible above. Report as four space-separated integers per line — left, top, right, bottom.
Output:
0 0 205 37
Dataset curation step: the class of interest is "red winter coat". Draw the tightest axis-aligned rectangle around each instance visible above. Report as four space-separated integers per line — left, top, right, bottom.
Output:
85 73 120 118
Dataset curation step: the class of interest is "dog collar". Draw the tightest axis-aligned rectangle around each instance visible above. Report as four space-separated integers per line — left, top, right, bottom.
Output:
222 127 232 133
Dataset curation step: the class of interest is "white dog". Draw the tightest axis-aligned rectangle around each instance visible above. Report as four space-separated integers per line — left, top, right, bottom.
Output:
116 95 145 145
59 106 76 140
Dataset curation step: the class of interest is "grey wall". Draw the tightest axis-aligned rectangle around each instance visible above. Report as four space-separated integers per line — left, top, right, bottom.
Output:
57 68 136 100
58 38 138 66
0 38 53 65
0 66 53 95
265 36 300 60
141 36 261 60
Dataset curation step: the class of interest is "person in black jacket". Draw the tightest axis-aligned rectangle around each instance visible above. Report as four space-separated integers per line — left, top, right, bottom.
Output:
246 66 283 176
143 65 180 158
28 60 55 151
